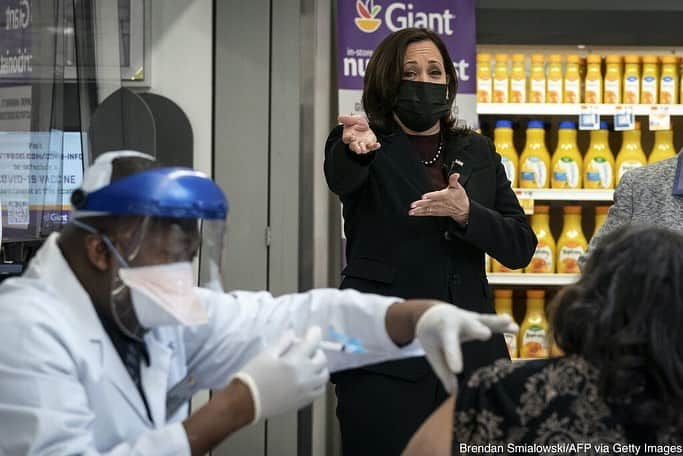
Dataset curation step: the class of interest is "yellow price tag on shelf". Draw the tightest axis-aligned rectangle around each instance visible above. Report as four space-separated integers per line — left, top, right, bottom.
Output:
515 190 534 215
649 105 671 130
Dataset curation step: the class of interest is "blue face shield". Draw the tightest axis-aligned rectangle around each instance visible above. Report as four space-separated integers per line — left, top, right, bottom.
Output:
71 166 229 338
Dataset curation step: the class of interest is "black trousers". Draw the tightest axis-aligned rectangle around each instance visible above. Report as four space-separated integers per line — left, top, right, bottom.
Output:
333 357 448 456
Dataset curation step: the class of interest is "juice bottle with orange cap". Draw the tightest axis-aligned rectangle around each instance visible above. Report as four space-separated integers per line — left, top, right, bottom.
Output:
493 54 510 103
551 121 583 189
585 55 603 104
584 121 615 189
623 55 641 104
491 259 522 273
519 290 549 359
660 55 679 104
494 289 518 359
616 122 647 183
594 206 610 237
547 54 563 103
510 53 527 103
477 53 493 103
519 120 550 188
564 54 581 103
529 54 546 103
525 205 555 273
604 55 622 104
641 56 659 104
557 206 588 274
649 129 677 164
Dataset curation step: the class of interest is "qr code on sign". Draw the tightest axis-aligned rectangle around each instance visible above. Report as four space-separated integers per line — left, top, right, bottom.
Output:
7 200 29 225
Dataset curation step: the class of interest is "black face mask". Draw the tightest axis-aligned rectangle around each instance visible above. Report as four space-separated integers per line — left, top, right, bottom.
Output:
394 80 450 132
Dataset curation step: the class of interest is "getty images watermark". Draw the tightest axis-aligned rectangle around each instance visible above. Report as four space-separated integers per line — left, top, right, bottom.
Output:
458 442 683 455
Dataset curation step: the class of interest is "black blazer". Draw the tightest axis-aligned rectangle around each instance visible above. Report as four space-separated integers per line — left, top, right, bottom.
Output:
324 125 537 380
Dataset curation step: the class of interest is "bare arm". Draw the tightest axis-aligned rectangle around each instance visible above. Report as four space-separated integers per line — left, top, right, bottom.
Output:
183 379 255 455
403 396 455 456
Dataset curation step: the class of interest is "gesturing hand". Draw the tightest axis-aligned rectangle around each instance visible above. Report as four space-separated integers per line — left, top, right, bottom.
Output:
409 173 470 225
339 115 381 155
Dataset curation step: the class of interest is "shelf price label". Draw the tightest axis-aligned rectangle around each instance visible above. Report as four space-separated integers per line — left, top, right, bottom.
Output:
514 190 534 215
578 104 600 130
649 105 671 130
614 105 635 130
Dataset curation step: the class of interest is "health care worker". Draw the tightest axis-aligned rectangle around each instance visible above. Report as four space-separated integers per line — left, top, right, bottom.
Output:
0 152 517 455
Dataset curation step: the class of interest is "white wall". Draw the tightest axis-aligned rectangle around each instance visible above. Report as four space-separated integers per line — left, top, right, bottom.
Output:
147 0 214 418
148 0 213 175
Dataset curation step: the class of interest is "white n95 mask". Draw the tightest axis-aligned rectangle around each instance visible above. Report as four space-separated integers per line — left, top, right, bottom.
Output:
118 262 208 328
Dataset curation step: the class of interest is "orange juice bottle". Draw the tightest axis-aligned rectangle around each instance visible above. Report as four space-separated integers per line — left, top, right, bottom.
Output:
510 53 527 103
584 121 615 189
525 205 555 273
547 54 563 104
492 259 522 273
585 55 603 104
551 121 583 189
604 55 622 104
494 120 518 187
557 206 588 274
529 54 546 103
494 289 518 359
649 129 676 164
477 53 493 103
564 54 581 103
519 290 549 359
594 206 610 237
623 55 641 104
660 55 679 104
519 120 550 188
641 56 659 104
493 54 510 103
616 123 647 183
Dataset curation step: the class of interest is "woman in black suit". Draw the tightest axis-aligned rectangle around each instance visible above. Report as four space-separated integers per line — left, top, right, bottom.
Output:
324 28 537 456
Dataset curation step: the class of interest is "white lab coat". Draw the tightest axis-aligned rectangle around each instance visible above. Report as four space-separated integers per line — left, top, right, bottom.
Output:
0 234 422 455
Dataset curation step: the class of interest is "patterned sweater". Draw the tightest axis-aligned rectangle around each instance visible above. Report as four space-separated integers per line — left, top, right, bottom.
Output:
581 154 683 267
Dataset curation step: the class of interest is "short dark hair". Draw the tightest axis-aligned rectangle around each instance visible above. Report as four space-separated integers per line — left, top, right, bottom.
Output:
550 225 683 438
109 155 160 181
362 27 459 134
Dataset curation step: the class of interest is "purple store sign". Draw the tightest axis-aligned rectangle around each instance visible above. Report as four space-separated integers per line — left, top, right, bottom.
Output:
0 0 32 85
336 0 477 127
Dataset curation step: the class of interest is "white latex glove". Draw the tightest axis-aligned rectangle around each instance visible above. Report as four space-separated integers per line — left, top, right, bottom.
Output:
233 326 329 423
416 304 518 394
